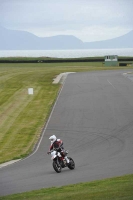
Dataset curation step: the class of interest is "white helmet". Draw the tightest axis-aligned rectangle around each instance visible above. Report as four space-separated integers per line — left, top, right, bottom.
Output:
49 135 57 143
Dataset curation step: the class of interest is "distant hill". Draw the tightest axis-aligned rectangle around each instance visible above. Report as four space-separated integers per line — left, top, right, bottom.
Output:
84 30 133 49
0 25 133 50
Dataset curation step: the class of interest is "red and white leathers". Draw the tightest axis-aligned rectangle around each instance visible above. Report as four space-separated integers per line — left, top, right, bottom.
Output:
49 135 69 163
50 139 63 151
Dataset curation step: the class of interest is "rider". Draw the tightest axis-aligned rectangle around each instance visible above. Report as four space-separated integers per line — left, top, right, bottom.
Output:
48 135 70 164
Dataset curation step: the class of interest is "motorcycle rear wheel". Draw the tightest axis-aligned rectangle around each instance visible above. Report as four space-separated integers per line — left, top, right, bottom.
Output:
67 157 75 170
53 161 62 173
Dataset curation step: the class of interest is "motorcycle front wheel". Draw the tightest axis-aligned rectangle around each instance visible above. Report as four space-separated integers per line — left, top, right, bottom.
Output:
53 161 62 173
67 157 75 170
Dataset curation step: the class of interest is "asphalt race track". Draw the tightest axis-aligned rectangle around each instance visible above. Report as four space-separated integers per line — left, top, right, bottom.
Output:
0 70 133 196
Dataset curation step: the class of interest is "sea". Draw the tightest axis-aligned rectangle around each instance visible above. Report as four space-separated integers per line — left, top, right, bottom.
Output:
0 48 133 58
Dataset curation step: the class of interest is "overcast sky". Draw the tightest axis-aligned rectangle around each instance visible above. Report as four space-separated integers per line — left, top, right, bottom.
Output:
0 0 133 42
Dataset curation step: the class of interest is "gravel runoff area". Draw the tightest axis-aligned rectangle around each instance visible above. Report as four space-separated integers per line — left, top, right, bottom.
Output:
52 72 76 84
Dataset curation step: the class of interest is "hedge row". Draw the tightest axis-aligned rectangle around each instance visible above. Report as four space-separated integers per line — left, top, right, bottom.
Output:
0 57 133 63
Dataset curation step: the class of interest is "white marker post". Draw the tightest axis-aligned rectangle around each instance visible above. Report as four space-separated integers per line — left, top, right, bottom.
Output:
28 88 33 95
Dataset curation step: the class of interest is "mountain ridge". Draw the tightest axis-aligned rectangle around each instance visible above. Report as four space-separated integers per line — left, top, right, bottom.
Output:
0 25 133 50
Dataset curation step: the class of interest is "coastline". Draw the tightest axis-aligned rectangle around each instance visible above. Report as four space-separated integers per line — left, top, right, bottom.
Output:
0 48 133 58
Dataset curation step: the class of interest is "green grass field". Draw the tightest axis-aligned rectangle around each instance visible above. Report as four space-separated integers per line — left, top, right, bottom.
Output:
1 174 133 200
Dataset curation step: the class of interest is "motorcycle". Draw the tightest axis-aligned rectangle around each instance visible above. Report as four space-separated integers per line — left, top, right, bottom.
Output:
48 149 75 173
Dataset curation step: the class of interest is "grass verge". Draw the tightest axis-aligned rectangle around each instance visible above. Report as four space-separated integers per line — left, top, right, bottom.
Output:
0 174 133 199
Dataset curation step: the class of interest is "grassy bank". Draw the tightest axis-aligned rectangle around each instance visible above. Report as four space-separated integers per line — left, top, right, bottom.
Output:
0 62 133 164
1 174 133 199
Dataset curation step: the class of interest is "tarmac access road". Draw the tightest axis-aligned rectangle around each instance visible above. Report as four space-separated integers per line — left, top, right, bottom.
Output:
0 70 133 196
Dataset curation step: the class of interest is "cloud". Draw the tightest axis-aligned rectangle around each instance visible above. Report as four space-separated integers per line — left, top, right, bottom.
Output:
0 0 133 42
